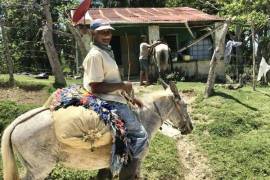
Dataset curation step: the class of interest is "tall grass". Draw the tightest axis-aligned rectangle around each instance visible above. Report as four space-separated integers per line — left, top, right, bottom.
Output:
179 82 270 179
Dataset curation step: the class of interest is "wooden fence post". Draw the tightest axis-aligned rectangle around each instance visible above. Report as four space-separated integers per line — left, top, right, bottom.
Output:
251 23 256 91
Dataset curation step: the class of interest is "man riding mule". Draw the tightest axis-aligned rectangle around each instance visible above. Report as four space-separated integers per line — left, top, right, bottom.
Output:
1 19 193 180
82 18 149 174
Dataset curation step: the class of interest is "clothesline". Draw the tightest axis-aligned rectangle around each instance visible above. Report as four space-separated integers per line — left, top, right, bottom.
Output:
226 64 256 67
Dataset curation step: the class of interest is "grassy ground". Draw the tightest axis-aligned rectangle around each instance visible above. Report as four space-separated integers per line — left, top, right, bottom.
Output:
178 82 270 179
0 74 82 92
0 75 183 179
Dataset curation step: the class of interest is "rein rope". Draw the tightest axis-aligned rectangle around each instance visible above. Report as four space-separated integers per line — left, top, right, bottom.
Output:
121 89 183 137
121 89 135 107
153 100 182 137
121 88 179 130
152 101 175 125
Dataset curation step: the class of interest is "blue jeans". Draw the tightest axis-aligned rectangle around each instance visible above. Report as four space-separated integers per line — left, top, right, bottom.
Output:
107 101 149 158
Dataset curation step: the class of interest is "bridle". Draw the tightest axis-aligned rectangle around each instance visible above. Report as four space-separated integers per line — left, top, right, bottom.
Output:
121 81 188 133
153 100 175 125
123 91 176 127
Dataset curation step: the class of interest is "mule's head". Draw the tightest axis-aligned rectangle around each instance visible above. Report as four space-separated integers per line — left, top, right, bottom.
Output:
159 79 193 135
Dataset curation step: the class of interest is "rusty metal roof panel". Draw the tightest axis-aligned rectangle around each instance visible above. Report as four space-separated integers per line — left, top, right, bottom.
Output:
85 7 223 24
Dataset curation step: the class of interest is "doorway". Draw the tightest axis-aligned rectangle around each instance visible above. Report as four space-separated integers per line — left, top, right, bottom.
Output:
110 36 122 65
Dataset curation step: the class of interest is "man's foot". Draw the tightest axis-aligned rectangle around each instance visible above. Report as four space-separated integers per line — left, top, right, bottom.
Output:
140 82 145 86
144 82 151 86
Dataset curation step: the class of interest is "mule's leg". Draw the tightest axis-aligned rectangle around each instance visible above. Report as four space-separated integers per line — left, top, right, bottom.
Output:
96 168 113 180
134 159 143 179
132 148 149 180
13 143 57 180
119 159 141 180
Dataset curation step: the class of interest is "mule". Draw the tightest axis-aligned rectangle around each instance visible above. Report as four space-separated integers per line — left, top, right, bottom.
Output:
1 81 193 180
149 42 171 79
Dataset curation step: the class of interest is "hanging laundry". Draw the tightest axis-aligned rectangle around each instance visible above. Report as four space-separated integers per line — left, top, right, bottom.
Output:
224 40 242 64
257 57 270 81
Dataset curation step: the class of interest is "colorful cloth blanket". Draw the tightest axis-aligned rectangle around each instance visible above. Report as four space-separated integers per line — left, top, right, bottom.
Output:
50 85 129 174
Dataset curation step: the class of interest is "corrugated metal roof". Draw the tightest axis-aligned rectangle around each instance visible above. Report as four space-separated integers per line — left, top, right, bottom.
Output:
72 7 223 25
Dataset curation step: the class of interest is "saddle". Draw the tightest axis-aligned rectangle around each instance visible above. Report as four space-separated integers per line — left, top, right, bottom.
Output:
52 106 112 150
148 40 168 57
42 85 121 151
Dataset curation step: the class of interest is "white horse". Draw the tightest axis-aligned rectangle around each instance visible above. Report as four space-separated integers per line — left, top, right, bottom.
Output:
149 42 171 77
1 81 193 180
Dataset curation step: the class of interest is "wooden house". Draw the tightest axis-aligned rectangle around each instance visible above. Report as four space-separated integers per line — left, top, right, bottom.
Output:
71 7 225 81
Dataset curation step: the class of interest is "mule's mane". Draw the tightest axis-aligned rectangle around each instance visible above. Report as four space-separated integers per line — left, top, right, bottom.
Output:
141 89 173 104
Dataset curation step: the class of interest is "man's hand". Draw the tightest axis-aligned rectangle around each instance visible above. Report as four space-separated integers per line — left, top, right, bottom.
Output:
132 98 144 108
90 82 132 94
121 82 133 95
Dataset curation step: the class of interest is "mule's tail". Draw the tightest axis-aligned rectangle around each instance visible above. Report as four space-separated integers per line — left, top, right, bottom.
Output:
1 107 48 180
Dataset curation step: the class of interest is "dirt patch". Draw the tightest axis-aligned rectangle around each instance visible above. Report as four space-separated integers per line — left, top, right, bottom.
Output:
176 135 213 180
179 93 213 180
181 89 196 101
0 87 50 105
155 88 213 180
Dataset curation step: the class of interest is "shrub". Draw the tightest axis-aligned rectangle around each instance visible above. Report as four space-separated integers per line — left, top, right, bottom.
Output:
0 101 37 138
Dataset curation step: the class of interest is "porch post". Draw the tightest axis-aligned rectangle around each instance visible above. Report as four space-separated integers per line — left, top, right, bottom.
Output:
148 25 160 43
148 25 160 81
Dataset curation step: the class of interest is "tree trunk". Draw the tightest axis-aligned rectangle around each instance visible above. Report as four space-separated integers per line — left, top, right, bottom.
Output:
42 0 66 87
204 50 217 97
204 21 230 98
66 22 88 59
1 21 15 86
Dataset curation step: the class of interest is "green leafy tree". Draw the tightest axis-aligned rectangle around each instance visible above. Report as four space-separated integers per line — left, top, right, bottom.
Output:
1 0 78 79
220 0 270 62
166 0 222 14
2 1 45 73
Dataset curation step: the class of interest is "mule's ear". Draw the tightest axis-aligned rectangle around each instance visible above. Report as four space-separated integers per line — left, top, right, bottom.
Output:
169 81 181 100
158 78 169 90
